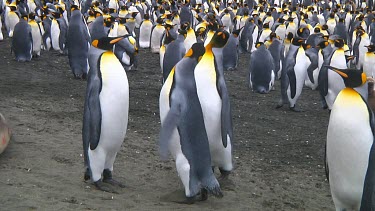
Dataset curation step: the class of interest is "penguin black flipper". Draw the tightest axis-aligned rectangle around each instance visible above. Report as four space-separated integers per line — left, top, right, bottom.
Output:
305 48 318 84
82 54 103 153
216 73 233 148
318 65 329 97
159 104 181 160
360 100 375 211
287 67 297 99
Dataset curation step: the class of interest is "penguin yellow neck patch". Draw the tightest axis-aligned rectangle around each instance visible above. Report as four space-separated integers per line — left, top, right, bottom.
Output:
196 44 216 85
100 52 122 83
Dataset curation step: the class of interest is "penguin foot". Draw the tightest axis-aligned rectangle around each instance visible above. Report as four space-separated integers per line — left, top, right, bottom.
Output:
199 188 208 201
94 181 118 194
102 169 125 188
84 168 90 181
275 102 283 109
218 169 235 191
289 106 303 112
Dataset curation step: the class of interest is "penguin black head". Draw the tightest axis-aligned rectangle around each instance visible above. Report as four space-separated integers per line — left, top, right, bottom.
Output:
92 36 125 50
278 18 285 23
71 4 79 11
21 14 28 21
322 24 328 30
297 27 310 39
314 27 321 33
255 42 264 48
366 45 375 53
291 37 305 46
326 66 367 88
28 12 36 20
263 22 270 28
334 38 345 48
232 28 241 37
286 32 294 41
186 43 205 61
144 13 150 20
209 29 230 48
338 18 344 23
316 40 329 49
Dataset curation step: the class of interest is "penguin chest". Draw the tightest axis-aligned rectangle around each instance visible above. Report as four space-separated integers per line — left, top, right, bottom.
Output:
194 52 222 138
139 21 152 48
51 20 61 50
294 47 308 82
327 89 373 206
98 52 129 147
29 22 42 52
364 53 375 77
151 26 164 52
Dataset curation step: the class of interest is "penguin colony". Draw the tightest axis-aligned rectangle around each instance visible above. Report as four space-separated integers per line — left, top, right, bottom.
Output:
3 0 375 207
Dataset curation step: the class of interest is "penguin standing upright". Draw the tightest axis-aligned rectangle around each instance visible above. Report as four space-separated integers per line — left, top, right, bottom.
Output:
277 38 310 111
364 45 375 78
28 13 42 57
194 29 233 181
267 32 284 78
222 28 240 71
159 43 223 203
51 11 68 54
113 35 138 71
12 15 33 62
139 13 153 48
6 3 20 37
248 42 275 93
150 17 164 53
162 29 186 82
67 5 91 79
325 65 375 211
82 36 129 192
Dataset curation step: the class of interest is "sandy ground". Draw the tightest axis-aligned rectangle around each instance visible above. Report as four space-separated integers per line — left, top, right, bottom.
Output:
0 37 334 210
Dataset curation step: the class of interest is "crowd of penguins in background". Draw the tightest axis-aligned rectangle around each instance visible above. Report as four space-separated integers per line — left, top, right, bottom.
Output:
3 0 375 208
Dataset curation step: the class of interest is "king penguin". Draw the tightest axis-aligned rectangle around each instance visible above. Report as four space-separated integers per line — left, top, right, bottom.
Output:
138 13 153 48
150 17 165 53
248 42 275 93
28 13 42 57
82 36 129 192
162 29 186 82
159 43 223 203
12 15 33 62
325 65 375 211
194 29 234 182
222 28 240 71
67 5 91 79
364 45 375 78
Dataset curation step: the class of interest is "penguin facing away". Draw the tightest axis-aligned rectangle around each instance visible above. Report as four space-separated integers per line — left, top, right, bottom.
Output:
82 36 129 192
67 5 91 79
194 29 234 181
159 43 223 203
325 65 375 211
12 16 33 62
248 42 275 94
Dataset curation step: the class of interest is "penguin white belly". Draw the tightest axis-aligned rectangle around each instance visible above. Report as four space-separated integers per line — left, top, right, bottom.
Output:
51 21 61 51
8 12 19 37
326 54 347 109
195 58 232 170
121 52 131 65
139 21 152 48
4 7 10 33
358 38 371 69
30 23 42 56
117 25 129 36
221 15 232 33
327 93 373 210
287 48 308 107
275 25 285 40
251 27 258 53
258 29 271 43
151 27 164 53
0 16 3 41
286 24 296 36
364 53 375 78
159 45 166 72
184 31 196 54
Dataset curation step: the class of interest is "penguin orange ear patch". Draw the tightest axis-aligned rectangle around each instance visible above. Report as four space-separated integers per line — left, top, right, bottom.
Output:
109 37 123 44
185 48 193 57
92 40 99 47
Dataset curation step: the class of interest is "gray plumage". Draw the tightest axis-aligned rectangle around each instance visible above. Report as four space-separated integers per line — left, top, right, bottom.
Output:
12 19 33 62
249 44 275 93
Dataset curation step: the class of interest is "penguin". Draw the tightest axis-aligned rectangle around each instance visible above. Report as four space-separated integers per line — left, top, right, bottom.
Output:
326 13 337 34
304 46 319 90
150 17 164 53
67 5 91 79
220 8 233 33
159 43 223 203
249 42 275 93
325 65 375 211
267 33 284 79
277 38 310 111
89 14 106 41
257 22 271 43
0 13 3 41
194 29 233 181
273 18 286 40
6 3 20 37
0 113 11 155
41 13 52 51
28 13 42 57
183 22 197 54
12 16 33 62
364 45 375 78
238 17 257 53
139 13 153 48
50 11 68 54
82 36 129 192
162 29 186 82
333 18 348 43
113 35 138 71
159 22 176 74
222 28 240 71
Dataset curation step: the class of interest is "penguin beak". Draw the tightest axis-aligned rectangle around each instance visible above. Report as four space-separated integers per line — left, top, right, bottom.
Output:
110 37 124 44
